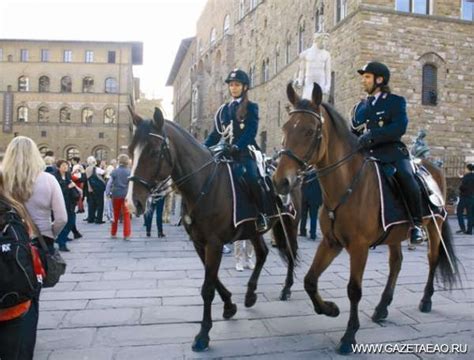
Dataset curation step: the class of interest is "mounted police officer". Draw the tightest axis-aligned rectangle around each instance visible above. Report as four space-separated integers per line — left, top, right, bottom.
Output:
204 69 269 232
351 61 425 244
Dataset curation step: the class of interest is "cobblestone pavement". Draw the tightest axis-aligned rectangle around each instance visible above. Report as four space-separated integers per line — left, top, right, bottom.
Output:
34 214 473 359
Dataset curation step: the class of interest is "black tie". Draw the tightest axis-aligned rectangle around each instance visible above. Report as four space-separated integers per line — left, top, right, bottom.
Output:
367 96 375 106
229 101 238 118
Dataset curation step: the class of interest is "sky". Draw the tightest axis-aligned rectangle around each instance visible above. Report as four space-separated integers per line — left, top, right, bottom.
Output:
0 0 207 117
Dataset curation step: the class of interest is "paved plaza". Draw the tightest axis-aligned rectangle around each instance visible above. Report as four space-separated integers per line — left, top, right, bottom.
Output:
34 213 473 359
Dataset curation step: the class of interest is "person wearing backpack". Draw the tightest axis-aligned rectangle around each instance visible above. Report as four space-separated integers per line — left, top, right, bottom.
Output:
1 136 68 359
85 156 106 224
0 171 44 360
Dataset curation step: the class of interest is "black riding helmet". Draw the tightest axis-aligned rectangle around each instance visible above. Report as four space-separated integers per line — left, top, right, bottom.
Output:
225 69 250 86
357 61 391 85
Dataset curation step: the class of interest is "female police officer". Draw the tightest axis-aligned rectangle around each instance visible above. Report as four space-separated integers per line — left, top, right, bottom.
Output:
204 69 268 232
351 61 425 244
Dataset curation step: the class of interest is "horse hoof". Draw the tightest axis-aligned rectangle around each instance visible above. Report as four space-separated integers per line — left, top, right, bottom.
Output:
419 300 432 313
192 335 210 352
337 341 354 355
245 292 257 308
279 289 291 301
372 307 388 322
324 301 340 317
223 303 237 319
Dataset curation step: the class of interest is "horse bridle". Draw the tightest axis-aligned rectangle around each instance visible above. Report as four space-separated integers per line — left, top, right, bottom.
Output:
129 130 217 197
278 109 324 173
128 132 173 193
278 108 360 179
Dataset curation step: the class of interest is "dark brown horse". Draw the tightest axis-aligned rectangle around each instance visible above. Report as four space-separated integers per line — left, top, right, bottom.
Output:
273 82 460 354
127 107 300 352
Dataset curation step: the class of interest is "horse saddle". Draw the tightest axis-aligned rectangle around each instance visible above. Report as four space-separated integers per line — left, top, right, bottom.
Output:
376 162 446 231
415 165 444 207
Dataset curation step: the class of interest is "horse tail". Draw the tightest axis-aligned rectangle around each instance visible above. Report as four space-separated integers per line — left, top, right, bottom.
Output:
436 219 461 289
272 215 299 265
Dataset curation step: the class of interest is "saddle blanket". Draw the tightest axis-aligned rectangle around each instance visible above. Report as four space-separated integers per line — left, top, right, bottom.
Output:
225 164 296 228
374 162 446 231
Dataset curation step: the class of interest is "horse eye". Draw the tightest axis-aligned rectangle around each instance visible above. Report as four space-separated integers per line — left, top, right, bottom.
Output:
305 129 315 137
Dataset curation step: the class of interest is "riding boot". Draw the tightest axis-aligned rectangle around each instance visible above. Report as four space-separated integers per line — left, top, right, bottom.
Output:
254 182 269 232
406 187 426 244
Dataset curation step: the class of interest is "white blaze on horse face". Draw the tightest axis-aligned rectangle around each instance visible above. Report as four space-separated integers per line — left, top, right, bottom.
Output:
126 143 144 213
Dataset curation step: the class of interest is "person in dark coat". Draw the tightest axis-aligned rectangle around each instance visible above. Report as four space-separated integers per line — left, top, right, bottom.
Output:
352 61 425 244
457 163 474 235
204 68 268 232
299 171 322 240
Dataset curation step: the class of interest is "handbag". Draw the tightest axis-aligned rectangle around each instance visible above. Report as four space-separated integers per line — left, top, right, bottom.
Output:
32 224 67 288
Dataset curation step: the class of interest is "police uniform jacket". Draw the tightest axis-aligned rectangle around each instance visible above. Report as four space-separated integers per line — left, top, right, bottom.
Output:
204 100 259 157
351 92 410 163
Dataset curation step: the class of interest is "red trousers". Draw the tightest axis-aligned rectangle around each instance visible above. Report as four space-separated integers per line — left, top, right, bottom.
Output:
111 198 131 237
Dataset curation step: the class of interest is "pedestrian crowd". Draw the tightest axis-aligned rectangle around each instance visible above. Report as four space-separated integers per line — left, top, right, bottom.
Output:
0 135 171 359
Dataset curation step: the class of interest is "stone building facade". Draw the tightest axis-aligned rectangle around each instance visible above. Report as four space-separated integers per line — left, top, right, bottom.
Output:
0 39 142 161
169 0 473 171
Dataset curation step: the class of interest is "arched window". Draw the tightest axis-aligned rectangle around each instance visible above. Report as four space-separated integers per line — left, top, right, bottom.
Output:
239 0 245 19
66 147 80 160
105 77 118 93
17 106 28 122
38 146 51 157
210 28 217 47
61 76 72 93
422 64 438 106
275 44 280 73
38 106 49 122
104 107 116 124
82 108 94 124
262 59 269 83
249 65 257 88
82 77 94 93
298 17 305 54
18 76 29 92
315 3 324 32
285 34 291 65
39 76 50 92
60 107 72 123
93 146 109 162
223 14 230 34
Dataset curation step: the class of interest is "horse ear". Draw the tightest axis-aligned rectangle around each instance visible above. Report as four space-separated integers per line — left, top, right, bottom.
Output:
286 82 300 106
128 105 143 126
311 82 323 106
153 107 165 131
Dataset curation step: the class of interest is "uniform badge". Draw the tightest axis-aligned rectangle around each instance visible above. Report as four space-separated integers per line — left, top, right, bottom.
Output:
240 123 245 129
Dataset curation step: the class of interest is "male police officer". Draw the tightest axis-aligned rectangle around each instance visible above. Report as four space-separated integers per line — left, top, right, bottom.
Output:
205 69 269 232
352 61 425 244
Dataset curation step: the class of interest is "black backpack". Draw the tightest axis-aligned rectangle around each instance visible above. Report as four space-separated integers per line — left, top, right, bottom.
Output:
0 203 40 309
89 167 106 192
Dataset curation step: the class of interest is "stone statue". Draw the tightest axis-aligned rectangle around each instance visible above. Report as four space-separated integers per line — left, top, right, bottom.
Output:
295 33 331 99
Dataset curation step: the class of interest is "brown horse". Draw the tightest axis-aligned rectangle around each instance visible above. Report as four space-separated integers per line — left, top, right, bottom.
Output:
127 107 300 352
273 82 460 354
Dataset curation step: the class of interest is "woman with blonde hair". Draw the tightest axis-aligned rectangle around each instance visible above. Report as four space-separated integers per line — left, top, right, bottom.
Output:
0 170 41 360
2 136 67 249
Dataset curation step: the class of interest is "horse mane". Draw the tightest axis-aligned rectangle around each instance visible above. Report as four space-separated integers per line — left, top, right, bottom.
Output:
321 102 359 149
131 118 208 154
165 120 206 149
292 99 358 149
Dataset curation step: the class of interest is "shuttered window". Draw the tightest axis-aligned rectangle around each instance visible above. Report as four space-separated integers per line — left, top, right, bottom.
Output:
422 64 437 106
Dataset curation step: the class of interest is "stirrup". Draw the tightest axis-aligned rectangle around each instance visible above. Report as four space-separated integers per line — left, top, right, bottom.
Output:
410 226 426 244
